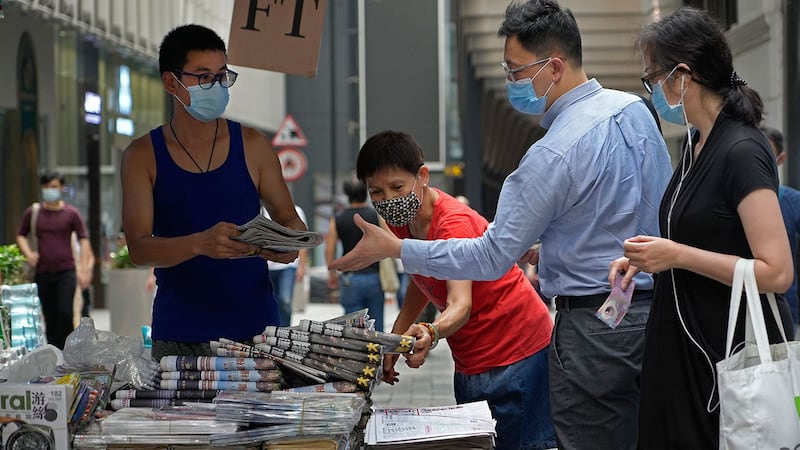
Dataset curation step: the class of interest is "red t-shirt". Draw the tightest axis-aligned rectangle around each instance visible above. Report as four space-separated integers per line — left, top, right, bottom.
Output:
390 189 552 375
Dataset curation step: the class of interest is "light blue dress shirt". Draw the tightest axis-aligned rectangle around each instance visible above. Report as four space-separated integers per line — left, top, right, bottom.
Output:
402 79 672 298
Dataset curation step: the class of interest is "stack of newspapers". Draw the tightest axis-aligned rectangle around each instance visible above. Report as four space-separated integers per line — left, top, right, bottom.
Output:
232 215 323 251
365 401 496 449
252 317 416 391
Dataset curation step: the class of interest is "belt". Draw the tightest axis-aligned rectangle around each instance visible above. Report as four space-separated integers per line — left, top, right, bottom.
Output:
555 289 653 312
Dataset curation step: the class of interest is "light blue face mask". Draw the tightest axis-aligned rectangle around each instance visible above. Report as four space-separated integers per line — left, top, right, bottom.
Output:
173 74 230 122
505 61 554 115
651 67 686 125
42 188 61 202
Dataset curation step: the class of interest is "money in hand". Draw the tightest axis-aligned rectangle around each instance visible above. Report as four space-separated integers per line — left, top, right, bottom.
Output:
596 276 634 329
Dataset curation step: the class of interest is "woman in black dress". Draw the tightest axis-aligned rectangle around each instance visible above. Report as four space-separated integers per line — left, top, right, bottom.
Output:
609 7 795 449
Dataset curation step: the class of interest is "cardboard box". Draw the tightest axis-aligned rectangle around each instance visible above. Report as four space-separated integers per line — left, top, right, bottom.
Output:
0 384 70 450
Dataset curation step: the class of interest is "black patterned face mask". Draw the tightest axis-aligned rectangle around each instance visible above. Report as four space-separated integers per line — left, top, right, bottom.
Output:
373 178 422 227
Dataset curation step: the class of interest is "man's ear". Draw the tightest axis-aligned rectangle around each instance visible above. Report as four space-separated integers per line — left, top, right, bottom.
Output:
162 71 179 96
550 57 565 82
776 152 788 166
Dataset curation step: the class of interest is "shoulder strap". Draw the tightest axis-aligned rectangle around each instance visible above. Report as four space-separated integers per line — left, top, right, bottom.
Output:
29 202 40 250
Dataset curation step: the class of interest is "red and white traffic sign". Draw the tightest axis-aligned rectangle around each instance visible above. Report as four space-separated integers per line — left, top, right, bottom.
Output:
277 147 307 182
272 114 308 147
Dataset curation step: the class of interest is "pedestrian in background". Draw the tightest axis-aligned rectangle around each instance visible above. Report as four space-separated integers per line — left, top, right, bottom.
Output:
330 1 672 448
262 204 308 327
762 126 800 329
610 7 793 448
16 171 94 349
325 179 385 332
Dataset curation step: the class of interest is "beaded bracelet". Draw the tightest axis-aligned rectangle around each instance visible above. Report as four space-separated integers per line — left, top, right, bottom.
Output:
417 321 440 349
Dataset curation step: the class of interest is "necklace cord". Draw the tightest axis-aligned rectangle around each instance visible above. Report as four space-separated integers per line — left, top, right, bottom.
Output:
169 118 219 173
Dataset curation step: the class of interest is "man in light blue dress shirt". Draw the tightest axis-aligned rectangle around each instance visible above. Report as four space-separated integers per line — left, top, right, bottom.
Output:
331 1 672 448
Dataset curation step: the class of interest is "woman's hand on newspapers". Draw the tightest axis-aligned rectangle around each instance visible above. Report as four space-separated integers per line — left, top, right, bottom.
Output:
403 323 432 369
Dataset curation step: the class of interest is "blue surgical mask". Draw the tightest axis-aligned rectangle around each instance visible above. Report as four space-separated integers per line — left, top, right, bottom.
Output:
651 68 686 125
505 61 554 115
173 74 229 122
42 188 61 202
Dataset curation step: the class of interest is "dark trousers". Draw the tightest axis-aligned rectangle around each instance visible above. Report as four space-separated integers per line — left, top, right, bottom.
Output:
36 269 77 349
549 299 650 450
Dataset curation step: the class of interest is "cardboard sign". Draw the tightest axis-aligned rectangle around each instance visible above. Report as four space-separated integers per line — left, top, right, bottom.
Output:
228 0 327 77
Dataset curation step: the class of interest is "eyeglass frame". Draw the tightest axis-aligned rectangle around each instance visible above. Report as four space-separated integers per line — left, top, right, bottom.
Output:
501 57 551 82
173 69 239 90
640 66 675 94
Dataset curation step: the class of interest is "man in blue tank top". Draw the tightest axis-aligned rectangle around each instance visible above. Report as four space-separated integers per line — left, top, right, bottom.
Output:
120 24 307 361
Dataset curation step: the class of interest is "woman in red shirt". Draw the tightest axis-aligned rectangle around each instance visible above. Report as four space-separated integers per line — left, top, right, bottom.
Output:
357 130 555 450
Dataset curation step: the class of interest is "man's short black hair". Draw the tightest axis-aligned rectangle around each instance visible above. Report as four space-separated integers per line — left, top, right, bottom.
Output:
40 171 65 186
497 0 583 67
158 24 227 75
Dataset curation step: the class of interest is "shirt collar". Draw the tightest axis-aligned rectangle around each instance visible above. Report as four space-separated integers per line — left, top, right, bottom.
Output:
541 78 602 129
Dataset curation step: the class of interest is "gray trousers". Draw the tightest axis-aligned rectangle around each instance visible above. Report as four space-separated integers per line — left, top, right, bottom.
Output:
549 300 650 450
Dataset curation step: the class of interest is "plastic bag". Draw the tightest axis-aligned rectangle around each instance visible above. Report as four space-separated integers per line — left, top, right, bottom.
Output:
62 317 160 389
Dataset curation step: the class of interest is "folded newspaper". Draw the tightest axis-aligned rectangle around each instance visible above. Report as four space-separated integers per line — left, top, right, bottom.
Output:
233 215 323 252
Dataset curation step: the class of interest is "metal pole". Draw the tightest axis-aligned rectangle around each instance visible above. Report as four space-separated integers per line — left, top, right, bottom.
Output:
786 0 800 188
330 3 337 208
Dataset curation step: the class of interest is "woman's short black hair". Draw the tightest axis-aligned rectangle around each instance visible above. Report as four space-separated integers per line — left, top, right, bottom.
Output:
356 131 425 181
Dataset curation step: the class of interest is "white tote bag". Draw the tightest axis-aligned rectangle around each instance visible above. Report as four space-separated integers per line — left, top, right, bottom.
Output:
717 258 800 450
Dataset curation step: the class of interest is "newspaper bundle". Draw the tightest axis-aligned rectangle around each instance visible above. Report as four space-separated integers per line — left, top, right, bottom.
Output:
232 215 323 251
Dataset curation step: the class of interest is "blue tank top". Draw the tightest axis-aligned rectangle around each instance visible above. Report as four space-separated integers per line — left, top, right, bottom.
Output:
149 120 278 343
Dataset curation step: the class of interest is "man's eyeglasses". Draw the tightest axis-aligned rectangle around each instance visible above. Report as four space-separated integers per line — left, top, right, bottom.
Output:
640 67 672 94
174 70 239 89
501 57 550 81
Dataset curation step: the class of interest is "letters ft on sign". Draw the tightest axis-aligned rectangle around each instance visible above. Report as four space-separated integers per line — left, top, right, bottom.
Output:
228 0 328 77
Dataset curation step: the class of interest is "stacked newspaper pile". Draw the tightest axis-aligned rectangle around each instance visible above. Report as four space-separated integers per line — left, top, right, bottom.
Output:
252 318 415 391
209 391 366 446
365 401 496 449
159 354 284 393
232 215 323 251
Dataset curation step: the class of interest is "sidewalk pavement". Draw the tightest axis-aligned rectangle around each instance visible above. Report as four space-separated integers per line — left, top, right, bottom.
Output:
89 299 457 409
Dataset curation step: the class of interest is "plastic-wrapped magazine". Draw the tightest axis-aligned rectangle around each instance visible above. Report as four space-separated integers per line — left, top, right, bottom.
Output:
209 391 366 446
98 405 238 436
232 215 323 252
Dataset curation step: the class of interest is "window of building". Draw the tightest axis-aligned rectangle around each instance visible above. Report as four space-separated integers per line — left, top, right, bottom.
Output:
684 0 737 29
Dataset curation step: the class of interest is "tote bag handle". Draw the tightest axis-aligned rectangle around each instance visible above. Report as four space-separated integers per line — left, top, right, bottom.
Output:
724 259 784 364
